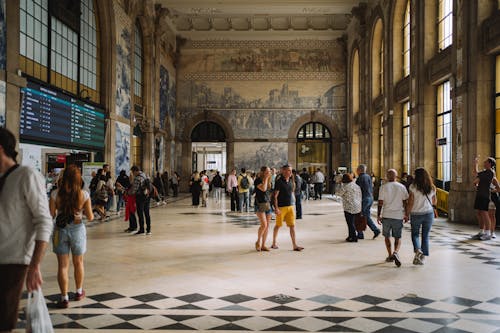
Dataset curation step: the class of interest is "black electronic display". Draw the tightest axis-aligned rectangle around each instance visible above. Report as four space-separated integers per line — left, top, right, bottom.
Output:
20 81 105 151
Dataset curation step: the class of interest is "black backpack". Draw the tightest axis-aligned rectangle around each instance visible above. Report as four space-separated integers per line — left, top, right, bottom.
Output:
240 175 250 189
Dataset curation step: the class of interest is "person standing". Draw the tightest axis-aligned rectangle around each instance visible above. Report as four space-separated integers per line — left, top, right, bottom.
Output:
0 128 53 331
153 172 165 205
337 173 362 242
161 171 170 197
190 171 202 207
255 166 272 251
50 164 94 308
226 169 239 211
313 168 325 200
472 157 500 240
300 167 311 200
171 171 180 197
130 166 152 235
377 169 409 267
292 169 303 219
115 169 131 214
201 170 210 207
94 174 109 221
271 165 304 251
211 171 223 204
356 164 381 239
238 168 251 213
405 168 436 265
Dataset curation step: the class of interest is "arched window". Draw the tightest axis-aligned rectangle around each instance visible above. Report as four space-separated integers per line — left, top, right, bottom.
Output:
297 122 331 141
438 0 453 50
371 18 384 99
403 1 410 77
191 122 226 142
134 21 143 107
19 0 101 103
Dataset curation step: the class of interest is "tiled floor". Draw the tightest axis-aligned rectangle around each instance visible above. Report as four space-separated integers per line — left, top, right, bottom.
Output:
15 195 500 332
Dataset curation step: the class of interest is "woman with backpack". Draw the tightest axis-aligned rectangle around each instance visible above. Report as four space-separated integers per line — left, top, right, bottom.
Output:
49 165 93 308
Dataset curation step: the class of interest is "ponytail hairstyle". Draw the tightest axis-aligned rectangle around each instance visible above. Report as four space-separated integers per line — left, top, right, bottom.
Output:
413 167 435 195
57 164 83 215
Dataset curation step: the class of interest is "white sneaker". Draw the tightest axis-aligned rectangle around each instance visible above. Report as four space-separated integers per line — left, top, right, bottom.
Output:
480 234 492 241
492 233 497 239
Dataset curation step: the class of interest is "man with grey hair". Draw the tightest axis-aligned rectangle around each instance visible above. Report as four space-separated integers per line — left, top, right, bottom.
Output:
377 169 409 267
356 164 381 239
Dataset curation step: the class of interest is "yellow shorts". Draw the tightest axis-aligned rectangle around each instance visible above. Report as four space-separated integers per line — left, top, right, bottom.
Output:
276 206 296 227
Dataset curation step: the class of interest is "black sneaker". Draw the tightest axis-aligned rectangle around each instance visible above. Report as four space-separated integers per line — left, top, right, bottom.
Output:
373 230 381 239
134 231 145 235
385 255 394 262
393 252 401 267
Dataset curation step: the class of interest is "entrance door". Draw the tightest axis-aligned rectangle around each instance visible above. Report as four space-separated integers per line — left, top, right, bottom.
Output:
296 122 332 190
191 122 227 173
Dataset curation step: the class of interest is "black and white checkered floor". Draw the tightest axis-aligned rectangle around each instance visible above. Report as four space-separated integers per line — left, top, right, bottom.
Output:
14 196 500 332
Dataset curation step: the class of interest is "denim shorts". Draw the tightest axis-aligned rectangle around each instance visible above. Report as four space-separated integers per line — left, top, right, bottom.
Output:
52 222 87 256
382 218 403 239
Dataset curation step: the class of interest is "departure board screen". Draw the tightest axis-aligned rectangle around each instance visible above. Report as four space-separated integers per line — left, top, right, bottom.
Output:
20 81 105 150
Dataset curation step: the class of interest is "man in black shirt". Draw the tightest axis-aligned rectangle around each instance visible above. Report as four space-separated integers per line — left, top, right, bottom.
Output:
271 165 304 251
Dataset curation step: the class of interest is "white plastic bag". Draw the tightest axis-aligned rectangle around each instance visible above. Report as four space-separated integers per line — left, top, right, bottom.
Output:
25 289 54 333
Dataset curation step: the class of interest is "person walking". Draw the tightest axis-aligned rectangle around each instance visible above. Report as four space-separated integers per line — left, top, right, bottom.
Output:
161 171 170 197
153 172 165 205
405 168 436 265
255 166 272 251
238 168 251 213
292 169 303 219
300 167 311 200
271 164 304 251
313 168 325 200
377 169 409 267
0 128 53 331
201 170 210 207
190 171 202 207
171 171 180 197
226 169 239 211
49 164 94 308
337 173 362 242
356 164 381 239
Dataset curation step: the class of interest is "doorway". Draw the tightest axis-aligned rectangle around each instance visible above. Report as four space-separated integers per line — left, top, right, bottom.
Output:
191 121 227 173
296 122 332 190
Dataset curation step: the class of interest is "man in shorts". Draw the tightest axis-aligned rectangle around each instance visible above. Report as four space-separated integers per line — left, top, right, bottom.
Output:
271 164 304 251
0 128 53 332
377 169 409 267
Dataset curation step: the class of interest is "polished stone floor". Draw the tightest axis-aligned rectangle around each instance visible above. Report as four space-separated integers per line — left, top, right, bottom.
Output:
15 194 500 332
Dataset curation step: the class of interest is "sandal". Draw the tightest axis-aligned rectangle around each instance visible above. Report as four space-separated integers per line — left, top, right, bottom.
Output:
261 246 270 251
271 245 279 249
293 246 304 251
255 241 261 251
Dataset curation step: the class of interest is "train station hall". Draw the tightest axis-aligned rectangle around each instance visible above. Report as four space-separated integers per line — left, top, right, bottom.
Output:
1 0 500 332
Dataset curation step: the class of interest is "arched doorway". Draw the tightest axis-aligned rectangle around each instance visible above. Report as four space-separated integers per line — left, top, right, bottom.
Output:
296 122 332 190
191 121 227 173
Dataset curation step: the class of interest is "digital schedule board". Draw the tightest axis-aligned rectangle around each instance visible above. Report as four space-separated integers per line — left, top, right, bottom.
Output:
20 81 105 151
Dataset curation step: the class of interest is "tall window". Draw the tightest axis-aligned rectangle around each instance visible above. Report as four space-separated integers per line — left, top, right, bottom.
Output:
372 19 383 99
437 81 452 182
438 0 453 50
495 56 500 166
403 1 410 77
403 102 411 174
19 0 101 103
134 22 143 107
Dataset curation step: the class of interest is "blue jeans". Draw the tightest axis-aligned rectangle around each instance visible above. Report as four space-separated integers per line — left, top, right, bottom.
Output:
136 197 151 232
344 211 357 240
358 196 380 237
410 212 434 256
116 193 124 211
239 191 250 212
295 193 302 218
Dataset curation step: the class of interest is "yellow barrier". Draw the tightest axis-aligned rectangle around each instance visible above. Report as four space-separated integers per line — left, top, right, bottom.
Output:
436 188 449 213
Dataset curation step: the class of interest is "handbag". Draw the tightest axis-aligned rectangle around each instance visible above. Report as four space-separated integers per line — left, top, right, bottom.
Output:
257 202 271 213
26 288 54 333
354 214 367 232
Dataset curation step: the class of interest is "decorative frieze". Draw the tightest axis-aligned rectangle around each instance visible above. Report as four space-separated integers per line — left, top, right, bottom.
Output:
185 39 339 50
184 72 345 82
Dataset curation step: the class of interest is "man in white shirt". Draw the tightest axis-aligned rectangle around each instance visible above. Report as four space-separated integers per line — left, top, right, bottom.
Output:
313 168 325 200
0 128 53 332
377 169 409 267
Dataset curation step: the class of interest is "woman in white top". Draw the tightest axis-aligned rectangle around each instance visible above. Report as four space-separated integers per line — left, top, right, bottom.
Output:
336 173 362 242
49 165 93 308
405 168 436 265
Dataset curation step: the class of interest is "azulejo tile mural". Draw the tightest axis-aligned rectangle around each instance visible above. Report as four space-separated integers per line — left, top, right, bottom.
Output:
115 12 132 119
234 142 288 172
115 122 130 177
159 65 176 135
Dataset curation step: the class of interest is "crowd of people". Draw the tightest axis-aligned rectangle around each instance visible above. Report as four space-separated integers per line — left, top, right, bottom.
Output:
1 123 499 332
